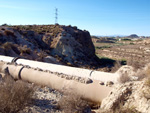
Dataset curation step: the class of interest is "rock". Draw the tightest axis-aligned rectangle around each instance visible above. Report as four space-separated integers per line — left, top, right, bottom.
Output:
99 81 105 85
106 81 114 87
37 68 43 71
43 56 61 64
101 80 150 113
24 65 30 69
85 78 93 84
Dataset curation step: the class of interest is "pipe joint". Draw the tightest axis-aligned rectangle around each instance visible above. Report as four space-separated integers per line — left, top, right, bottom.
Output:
18 66 24 79
11 57 20 63
89 70 94 77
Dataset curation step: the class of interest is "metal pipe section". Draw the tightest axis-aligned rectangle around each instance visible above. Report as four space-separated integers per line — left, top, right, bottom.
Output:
0 62 112 103
0 55 120 83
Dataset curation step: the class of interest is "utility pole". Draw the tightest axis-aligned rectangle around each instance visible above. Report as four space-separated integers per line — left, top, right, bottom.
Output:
55 8 58 24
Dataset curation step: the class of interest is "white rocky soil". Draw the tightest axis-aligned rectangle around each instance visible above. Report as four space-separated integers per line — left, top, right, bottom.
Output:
20 86 62 113
100 80 150 113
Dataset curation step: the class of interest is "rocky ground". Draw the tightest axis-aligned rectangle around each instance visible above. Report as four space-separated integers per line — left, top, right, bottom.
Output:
20 76 150 113
20 86 62 113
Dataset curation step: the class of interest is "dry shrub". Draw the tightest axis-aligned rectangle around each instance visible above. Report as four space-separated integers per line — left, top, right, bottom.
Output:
144 64 150 78
58 90 91 113
134 64 150 100
118 72 131 83
116 65 137 83
127 59 144 71
111 61 122 72
135 63 150 81
20 45 31 55
145 77 150 87
143 64 150 99
1 42 20 56
2 42 14 50
134 69 146 80
0 75 35 113
4 30 16 38
142 87 150 100
36 51 47 61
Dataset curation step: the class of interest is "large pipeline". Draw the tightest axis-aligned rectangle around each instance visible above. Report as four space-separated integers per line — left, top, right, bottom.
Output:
0 55 120 83
0 61 112 103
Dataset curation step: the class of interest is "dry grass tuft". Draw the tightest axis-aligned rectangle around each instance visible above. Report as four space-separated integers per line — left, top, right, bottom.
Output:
58 90 91 113
0 75 35 113
144 64 150 78
135 63 150 81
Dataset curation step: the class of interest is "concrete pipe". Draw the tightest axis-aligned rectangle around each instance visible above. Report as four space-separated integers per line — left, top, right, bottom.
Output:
16 58 92 78
90 71 120 83
0 55 14 63
0 55 120 83
0 62 112 103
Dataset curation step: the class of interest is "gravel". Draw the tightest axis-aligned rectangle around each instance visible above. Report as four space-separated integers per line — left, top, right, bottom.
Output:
20 86 63 113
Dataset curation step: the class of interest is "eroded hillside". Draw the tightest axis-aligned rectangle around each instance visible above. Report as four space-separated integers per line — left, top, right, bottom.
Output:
0 25 100 68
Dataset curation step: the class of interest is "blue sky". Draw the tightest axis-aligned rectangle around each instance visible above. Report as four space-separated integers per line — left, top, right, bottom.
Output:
0 0 149 36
